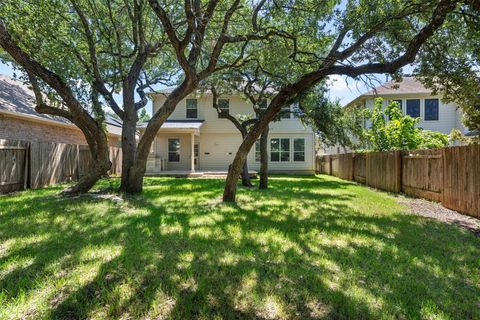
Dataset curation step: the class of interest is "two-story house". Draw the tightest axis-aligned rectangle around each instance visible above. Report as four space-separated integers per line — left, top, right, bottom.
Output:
320 76 469 155
137 90 316 175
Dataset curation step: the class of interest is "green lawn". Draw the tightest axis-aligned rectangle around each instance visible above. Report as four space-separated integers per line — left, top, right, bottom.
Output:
0 175 479 319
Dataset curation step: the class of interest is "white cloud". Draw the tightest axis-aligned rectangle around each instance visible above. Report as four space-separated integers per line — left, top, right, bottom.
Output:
327 75 368 105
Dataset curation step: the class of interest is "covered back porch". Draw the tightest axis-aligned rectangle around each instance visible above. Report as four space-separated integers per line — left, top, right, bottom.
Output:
138 120 203 174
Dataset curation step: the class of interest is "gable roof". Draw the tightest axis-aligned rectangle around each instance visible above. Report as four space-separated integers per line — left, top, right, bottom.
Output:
344 76 433 108
0 74 121 137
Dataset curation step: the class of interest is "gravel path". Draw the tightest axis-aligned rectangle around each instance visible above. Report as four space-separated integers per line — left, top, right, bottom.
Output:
398 196 480 236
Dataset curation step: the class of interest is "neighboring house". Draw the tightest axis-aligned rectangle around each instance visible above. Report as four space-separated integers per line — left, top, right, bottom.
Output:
320 76 469 155
0 74 122 146
138 90 316 174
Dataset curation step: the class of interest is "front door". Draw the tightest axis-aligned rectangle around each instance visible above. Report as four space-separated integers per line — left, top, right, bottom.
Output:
194 144 199 170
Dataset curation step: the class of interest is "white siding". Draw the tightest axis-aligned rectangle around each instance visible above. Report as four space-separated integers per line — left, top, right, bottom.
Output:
364 94 465 134
150 93 316 173
152 94 313 134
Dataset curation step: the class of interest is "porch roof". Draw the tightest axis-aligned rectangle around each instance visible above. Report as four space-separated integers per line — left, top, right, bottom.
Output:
137 120 204 134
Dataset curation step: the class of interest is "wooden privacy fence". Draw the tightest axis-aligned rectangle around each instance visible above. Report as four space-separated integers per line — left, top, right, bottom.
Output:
0 139 121 194
316 145 480 218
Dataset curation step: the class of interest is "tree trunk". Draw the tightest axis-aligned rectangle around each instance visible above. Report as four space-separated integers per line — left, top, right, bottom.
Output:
259 126 269 189
223 95 287 202
119 114 139 192
63 154 111 195
62 131 111 195
121 80 195 194
241 161 253 187
223 141 254 202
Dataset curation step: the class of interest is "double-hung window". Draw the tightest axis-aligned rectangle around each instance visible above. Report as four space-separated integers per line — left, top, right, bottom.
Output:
424 99 439 121
280 105 291 119
270 138 290 162
256 99 268 119
293 138 305 162
406 99 420 118
186 99 198 118
168 138 180 162
218 99 229 117
255 140 261 162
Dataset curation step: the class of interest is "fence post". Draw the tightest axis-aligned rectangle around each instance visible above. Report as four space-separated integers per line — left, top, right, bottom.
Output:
328 156 332 176
350 153 354 181
394 150 402 193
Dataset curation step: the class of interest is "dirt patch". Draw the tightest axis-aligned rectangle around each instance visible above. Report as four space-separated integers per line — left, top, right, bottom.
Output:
397 196 480 236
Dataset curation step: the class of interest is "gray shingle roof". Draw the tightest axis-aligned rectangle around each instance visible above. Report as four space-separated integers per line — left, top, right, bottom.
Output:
364 77 431 96
344 76 434 108
0 74 121 136
0 74 70 124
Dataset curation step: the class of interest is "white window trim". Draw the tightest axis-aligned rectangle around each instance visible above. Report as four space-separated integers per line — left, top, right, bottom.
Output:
405 98 421 119
186 99 198 119
293 138 306 163
269 137 291 163
217 98 230 115
254 140 261 162
167 137 181 162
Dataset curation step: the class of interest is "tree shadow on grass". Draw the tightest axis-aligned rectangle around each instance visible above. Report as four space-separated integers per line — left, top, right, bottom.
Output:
0 176 479 319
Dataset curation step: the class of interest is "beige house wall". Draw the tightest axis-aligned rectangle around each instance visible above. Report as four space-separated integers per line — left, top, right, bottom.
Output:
150 93 316 173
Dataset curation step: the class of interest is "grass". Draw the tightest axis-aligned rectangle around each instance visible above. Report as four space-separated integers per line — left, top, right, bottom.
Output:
0 175 479 319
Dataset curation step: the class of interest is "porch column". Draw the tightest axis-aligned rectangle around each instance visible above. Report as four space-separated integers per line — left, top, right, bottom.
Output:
190 133 195 172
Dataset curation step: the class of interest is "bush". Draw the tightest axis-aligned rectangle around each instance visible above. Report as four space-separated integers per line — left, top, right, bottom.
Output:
364 98 449 151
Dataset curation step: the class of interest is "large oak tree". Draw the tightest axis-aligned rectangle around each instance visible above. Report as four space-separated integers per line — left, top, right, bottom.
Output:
221 0 463 202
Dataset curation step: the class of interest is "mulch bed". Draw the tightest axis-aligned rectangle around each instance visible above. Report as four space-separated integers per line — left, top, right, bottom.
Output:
397 196 480 236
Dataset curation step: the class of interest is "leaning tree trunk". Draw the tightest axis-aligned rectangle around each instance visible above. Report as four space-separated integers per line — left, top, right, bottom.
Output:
223 139 256 202
259 126 269 189
241 161 253 187
223 96 286 202
240 132 253 187
62 130 111 195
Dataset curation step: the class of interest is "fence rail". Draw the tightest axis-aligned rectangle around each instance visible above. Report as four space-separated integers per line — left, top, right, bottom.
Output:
316 145 480 218
0 139 121 194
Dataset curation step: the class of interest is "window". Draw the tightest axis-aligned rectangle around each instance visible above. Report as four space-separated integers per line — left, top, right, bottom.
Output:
218 99 229 117
406 99 420 118
280 105 291 119
291 102 301 118
186 99 198 118
255 140 261 162
168 138 180 162
392 99 403 110
293 138 305 162
256 99 268 119
424 99 439 121
270 138 290 162
388 100 403 120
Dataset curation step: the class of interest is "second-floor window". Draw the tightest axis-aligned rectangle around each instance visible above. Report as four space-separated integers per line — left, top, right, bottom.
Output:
186 99 198 118
406 99 420 118
256 99 268 119
425 99 439 121
280 105 291 119
218 99 229 117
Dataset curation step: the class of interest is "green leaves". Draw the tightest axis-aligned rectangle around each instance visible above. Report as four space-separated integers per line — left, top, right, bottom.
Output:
364 98 449 151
